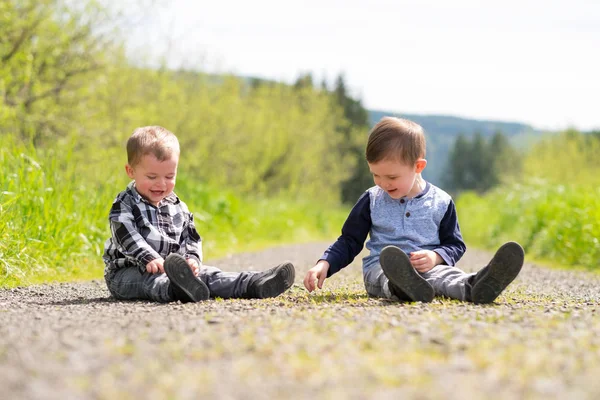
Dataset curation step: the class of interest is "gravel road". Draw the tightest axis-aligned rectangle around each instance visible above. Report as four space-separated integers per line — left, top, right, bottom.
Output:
1 242 599 400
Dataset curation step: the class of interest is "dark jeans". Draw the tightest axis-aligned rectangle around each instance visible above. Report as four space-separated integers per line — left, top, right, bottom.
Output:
105 265 257 302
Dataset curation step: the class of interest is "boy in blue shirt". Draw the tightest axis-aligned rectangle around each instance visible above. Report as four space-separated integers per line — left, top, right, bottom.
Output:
303 117 524 303
103 126 295 303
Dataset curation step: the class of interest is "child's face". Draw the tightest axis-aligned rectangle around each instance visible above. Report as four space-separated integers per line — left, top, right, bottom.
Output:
368 158 427 199
125 153 178 206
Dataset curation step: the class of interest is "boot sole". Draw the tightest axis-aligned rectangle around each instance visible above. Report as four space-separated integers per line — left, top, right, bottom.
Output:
164 254 210 302
253 262 295 298
471 242 524 304
380 246 434 303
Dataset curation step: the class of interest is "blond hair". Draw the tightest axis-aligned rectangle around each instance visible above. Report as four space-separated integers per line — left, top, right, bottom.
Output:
126 126 180 166
365 117 426 164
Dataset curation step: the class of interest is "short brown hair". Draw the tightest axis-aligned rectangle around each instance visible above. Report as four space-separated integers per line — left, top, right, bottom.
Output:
366 117 426 164
126 126 180 166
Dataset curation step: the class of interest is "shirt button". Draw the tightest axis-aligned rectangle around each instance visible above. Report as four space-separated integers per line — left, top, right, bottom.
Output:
400 199 405 204
406 212 410 217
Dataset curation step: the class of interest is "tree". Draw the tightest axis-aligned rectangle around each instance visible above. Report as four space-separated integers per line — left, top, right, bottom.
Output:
293 72 313 90
470 132 495 191
0 0 115 144
331 74 372 204
445 134 473 191
445 131 521 193
490 131 522 185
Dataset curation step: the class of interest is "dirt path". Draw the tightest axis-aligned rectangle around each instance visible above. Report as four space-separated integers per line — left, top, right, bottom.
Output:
1 243 599 400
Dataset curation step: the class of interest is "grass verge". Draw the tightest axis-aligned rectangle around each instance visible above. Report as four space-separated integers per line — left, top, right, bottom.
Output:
456 182 600 272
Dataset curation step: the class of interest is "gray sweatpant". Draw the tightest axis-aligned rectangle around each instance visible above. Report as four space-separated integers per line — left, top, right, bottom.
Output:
105 266 257 303
364 262 475 301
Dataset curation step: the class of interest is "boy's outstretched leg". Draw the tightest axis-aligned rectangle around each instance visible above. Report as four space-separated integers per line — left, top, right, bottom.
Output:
470 241 524 304
164 254 210 302
380 246 434 303
244 262 295 299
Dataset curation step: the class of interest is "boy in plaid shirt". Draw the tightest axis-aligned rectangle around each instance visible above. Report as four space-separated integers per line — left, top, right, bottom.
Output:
103 126 295 303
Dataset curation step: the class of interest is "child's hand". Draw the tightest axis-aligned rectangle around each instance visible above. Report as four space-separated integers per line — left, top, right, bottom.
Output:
409 250 442 273
303 261 330 292
146 257 165 274
186 258 200 276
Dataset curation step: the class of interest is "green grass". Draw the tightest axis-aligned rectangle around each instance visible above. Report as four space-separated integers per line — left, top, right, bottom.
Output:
0 137 347 288
456 182 600 271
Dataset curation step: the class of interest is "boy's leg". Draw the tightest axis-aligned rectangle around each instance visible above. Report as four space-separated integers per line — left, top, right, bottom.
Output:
198 266 252 299
420 264 474 301
469 242 524 304
200 262 295 299
367 257 469 302
244 262 295 299
380 246 435 302
420 242 524 303
363 264 413 301
105 267 173 303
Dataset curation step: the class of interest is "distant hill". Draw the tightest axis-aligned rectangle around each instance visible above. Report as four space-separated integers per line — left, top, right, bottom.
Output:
368 110 543 186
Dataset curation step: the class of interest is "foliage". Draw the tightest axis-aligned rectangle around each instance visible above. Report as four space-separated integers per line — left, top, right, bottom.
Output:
0 0 114 144
456 130 600 271
89 67 352 203
457 183 600 270
522 129 600 186
0 135 111 286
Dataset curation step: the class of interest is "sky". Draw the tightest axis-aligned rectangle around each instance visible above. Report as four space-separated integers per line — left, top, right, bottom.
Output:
126 0 600 131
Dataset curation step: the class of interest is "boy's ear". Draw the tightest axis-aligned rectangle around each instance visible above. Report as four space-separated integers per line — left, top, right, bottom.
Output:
415 159 427 173
125 164 135 179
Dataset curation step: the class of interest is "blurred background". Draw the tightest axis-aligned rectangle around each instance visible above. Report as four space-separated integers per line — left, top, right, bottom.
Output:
1 0 599 286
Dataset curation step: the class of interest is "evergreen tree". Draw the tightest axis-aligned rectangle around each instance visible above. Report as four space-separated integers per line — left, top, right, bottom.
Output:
446 134 473 191
445 131 522 193
471 132 495 191
332 74 372 204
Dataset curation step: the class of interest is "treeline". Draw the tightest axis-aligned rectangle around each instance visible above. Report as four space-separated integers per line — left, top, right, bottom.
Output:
0 0 371 204
445 128 600 194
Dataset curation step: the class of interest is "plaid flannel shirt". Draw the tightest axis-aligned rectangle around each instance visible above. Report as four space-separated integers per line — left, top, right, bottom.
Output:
103 181 202 275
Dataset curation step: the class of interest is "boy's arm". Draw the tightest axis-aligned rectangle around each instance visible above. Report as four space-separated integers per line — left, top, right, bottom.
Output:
320 191 372 277
435 200 467 266
180 212 203 266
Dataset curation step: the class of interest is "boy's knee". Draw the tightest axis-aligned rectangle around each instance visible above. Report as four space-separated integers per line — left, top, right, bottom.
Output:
363 279 390 299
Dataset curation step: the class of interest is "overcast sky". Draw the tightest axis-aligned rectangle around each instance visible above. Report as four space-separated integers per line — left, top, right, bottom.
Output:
126 0 600 131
